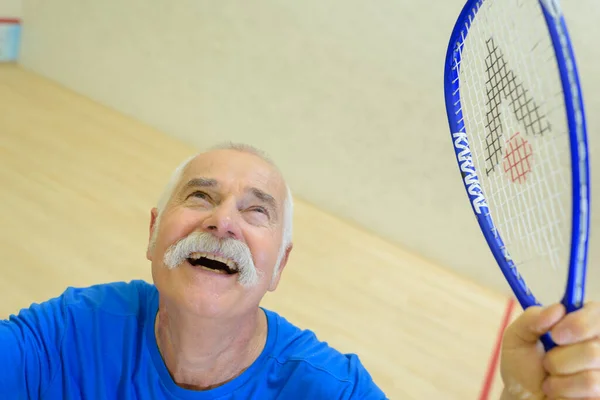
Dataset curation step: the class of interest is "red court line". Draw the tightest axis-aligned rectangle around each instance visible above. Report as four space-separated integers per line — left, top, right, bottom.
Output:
478 297 516 400
0 18 21 24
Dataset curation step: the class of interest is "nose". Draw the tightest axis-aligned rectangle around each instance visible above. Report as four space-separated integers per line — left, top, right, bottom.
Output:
201 201 242 240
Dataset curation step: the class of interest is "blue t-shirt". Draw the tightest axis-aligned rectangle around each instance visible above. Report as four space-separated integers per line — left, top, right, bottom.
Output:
0 280 387 399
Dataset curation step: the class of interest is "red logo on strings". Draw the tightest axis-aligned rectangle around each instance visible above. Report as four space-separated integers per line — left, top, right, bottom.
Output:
502 132 533 184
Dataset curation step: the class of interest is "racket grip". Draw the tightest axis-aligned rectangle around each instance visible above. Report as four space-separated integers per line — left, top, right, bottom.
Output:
540 332 557 352
541 299 582 352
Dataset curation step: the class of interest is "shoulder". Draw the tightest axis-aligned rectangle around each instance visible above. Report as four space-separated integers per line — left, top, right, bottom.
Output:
5 280 154 326
0 280 156 397
56 279 156 319
59 280 153 311
263 309 387 399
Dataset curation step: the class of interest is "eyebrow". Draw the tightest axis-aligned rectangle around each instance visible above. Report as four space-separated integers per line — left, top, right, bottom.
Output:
181 178 218 192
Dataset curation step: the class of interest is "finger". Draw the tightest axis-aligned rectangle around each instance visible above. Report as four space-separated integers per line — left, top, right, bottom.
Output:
503 303 565 348
549 398 600 400
543 370 600 399
550 302 600 346
544 338 600 375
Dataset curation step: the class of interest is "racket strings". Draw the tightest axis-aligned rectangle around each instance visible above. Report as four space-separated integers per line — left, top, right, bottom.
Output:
492 126 569 261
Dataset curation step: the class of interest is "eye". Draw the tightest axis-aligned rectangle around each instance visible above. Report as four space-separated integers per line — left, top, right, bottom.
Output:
188 191 211 201
249 206 269 216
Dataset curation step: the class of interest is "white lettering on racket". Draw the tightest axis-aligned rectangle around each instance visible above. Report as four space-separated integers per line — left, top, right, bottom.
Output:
452 131 488 214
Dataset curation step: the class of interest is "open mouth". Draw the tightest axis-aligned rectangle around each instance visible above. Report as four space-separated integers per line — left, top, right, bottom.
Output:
186 252 239 275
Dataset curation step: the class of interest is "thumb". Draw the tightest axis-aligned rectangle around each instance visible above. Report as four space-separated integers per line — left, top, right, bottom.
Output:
503 303 566 348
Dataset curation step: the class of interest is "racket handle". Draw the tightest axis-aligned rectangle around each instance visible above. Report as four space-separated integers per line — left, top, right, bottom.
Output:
540 332 557 352
540 299 583 352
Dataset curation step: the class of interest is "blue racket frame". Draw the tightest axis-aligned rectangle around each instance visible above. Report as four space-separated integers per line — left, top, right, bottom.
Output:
443 0 591 351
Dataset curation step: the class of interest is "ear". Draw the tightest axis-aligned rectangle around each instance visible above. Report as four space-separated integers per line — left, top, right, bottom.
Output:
146 208 159 261
268 243 293 292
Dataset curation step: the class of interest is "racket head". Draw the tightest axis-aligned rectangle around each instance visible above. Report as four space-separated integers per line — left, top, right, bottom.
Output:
443 0 590 325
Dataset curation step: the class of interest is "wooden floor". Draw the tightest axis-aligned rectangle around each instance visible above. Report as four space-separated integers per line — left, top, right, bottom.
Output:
0 64 513 399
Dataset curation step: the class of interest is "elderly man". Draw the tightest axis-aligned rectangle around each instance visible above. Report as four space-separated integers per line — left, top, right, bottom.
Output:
1 143 599 399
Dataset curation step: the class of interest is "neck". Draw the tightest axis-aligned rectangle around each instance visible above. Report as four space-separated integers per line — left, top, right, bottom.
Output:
154 301 268 391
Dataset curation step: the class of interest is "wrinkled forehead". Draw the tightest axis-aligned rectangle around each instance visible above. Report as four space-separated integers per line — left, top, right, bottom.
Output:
178 149 287 203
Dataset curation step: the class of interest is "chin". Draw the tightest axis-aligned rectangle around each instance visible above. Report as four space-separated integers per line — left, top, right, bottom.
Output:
153 261 262 318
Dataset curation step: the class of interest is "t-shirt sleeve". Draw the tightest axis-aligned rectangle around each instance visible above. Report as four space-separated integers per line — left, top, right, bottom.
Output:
343 354 389 400
0 294 67 399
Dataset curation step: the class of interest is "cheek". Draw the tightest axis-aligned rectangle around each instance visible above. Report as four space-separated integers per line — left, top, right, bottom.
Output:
157 209 202 249
247 233 283 272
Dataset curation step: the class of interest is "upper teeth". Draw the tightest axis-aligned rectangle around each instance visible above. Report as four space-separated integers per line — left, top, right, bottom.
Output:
188 252 239 271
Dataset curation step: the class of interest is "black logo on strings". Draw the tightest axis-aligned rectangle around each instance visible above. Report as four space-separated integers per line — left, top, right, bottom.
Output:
483 37 551 176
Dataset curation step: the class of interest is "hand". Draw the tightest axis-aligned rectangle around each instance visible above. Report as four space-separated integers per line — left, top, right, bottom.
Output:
499 301 600 399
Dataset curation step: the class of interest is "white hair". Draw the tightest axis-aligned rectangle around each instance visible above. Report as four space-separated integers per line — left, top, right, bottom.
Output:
150 143 294 281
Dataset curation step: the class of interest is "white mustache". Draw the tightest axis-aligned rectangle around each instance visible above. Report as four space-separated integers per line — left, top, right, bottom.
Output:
163 231 261 287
